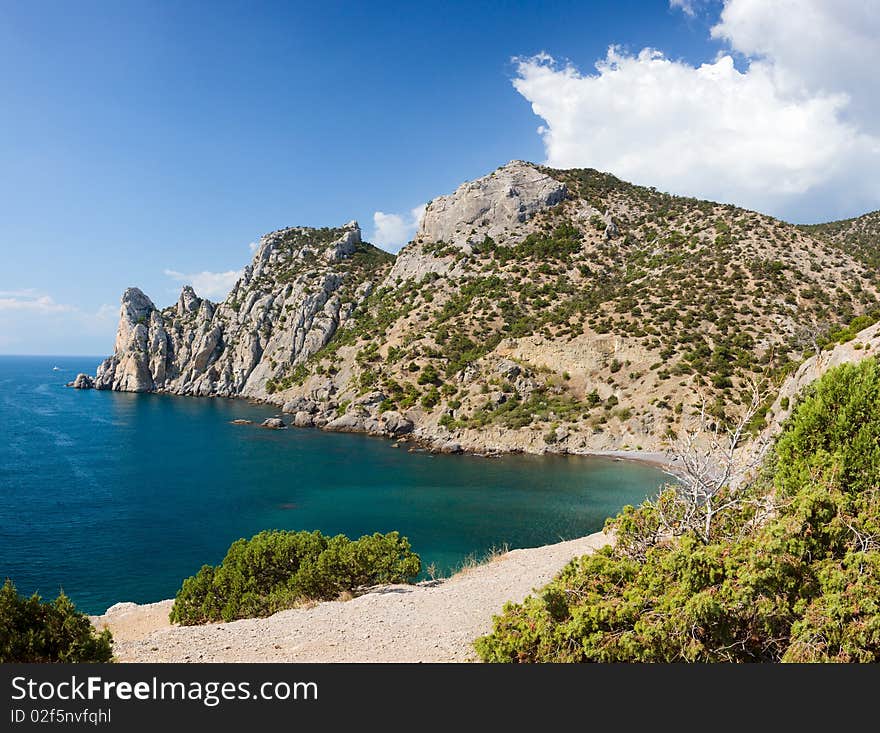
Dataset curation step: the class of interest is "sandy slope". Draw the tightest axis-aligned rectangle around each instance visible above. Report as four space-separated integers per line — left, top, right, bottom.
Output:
93 532 610 663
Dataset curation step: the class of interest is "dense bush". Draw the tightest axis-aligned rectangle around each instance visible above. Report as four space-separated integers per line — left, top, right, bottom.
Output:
170 530 420 625
0 579 113 662
476 358 880 662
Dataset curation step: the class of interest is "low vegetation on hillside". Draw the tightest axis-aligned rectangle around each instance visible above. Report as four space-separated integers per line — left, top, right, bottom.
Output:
169 529 421 625
476 358 880 662
801 209 880 271
0 579 113 663
290 166 880 447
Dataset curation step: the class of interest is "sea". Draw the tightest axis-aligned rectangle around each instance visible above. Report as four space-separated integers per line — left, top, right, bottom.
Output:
0 355 669 614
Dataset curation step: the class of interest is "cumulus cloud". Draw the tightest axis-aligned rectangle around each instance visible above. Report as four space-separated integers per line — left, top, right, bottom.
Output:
371 204 426 252
164 269 242 300
711 0 880 129
0 292 75 313
514 0 880 221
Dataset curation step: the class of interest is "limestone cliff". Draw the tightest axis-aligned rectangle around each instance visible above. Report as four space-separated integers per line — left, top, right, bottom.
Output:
95 222 392 399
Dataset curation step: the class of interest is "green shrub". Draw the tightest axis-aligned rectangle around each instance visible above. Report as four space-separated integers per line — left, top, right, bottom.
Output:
420 385 440 409
417 364 441 386
0 579 113 662
170 530 420 625
475 358 880 662
823 313 878 347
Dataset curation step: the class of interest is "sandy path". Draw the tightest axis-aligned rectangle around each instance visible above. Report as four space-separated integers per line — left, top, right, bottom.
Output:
94 532 609 663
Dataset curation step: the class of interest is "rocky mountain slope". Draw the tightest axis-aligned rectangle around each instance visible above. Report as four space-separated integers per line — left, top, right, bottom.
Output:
85 161 880 455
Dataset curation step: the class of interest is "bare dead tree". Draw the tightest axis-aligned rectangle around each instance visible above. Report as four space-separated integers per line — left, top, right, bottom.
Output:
793 319 829 360
659 381 774 544
844 520 880 553
841 483 880 554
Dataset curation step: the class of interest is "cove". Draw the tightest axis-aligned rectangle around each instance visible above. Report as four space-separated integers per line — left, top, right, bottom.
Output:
0 356 669 614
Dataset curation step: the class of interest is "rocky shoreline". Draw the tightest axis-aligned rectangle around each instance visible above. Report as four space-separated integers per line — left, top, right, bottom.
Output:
226 390 675 468
73 368 673 466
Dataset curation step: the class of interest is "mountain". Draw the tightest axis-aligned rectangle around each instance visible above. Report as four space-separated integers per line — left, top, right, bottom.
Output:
87 161 880 454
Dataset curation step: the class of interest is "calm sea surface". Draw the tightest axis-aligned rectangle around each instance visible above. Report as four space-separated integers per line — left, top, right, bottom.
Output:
0 355 668 614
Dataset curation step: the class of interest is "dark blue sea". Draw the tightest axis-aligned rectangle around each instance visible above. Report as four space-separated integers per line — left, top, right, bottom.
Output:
0 355 668 614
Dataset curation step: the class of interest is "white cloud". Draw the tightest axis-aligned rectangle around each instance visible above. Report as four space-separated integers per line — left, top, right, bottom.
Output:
248 241 259 252
0 291 129 354
0 292 75 313
0 292 119 320
163 269 242 300
514 1 880 221
669 0 698 17
95 303 117 320
371 204 426 252
711 0 880 130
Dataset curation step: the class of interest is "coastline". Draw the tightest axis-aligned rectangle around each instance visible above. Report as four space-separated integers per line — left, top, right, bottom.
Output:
87 384 678 469
215 390 677 470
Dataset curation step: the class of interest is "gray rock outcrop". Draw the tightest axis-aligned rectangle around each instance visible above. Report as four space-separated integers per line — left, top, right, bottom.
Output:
68 373 95 389
419 160 566 247
381 411 414 436
603 212 619 239
389 161 566 282
282 397 318 414
324 412 365 433
292 411 314 428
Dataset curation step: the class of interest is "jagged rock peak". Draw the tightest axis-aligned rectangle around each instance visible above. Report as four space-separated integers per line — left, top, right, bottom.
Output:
252 220 362 266
93 286 167 393
417 160 566 247
388 161 566 282
242 221 363 289
176 285 202 316
121 286 157 313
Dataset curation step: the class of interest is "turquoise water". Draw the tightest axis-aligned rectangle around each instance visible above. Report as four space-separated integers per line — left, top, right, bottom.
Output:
0 355 668 614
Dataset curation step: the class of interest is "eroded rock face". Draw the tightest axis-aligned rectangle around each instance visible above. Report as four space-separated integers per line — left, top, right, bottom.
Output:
94 222 386 400
389 160 565 282
419 160 565 246
94 288 166 392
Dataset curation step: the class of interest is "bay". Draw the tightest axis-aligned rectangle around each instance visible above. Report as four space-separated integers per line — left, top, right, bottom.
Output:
0 355 668 614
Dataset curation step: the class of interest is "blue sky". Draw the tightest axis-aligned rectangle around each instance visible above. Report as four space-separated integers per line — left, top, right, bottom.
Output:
2 1 878 355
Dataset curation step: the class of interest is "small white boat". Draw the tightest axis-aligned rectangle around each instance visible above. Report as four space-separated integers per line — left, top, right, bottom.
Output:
52 366 61 371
